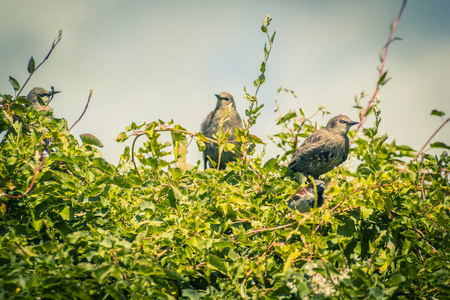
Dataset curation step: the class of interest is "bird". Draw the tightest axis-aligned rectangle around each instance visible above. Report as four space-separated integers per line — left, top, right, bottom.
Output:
27 87 59 111
200 92 243 170
288 179 326 212
288 115 358 179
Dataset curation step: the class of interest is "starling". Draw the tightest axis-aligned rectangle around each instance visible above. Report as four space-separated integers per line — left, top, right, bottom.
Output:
288 115 358 178
200 92 243 170
27 87 59 111
288 180 326 212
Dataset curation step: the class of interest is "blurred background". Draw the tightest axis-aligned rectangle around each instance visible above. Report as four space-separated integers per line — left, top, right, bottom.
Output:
1 0 449 165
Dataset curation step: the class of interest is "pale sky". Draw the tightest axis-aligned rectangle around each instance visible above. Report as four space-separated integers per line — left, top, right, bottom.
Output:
2 1 449 166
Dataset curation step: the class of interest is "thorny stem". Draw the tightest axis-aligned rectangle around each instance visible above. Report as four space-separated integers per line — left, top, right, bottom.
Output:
69 89 93 132
16 29 63 99
354 0 406 134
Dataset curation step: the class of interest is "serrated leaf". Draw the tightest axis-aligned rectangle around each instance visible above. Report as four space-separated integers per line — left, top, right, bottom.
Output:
28 56 35 74
80 133 104 147
430 142 450 150
9 76 20 91
430 109 445 117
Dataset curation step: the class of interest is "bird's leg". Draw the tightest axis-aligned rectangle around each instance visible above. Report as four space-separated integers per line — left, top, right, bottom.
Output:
308 175 318 209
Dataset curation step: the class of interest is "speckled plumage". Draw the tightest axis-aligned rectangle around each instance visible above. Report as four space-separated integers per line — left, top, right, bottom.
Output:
288 180 326 212
288 115 358 178
200 92 243 170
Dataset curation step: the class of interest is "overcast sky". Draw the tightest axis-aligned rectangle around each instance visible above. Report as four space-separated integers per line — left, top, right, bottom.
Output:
2 0 449 166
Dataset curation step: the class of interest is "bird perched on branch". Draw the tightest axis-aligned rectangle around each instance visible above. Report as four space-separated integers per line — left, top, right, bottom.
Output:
200 92 243 170
27 87 60 112
288 115 358 179
288 179 326 212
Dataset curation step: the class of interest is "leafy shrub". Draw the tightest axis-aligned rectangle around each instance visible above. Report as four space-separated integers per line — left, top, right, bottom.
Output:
1 10 449 300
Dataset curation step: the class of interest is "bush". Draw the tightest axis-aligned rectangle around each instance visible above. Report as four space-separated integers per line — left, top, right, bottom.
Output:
1 11 449 300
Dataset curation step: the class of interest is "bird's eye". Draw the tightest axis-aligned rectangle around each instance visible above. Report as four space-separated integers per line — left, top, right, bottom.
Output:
223 97 229 101
339 119 346 124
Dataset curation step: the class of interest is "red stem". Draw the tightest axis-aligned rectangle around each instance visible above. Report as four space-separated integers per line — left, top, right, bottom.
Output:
354 0 407 134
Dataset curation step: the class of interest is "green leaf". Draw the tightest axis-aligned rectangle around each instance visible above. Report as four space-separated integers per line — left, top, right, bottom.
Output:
430 142 450 150
9 76 20 91
59 205 73 220
163 268 185 282
28 56 36 74
36 93 47 106
92 264 115 285
115 131 129 142
388 274 406 286
431 109 445 117
80 133 104 147
271 31 276 43
182 289 202 300
196 139 206 151
208 254 227 274
31 128 40 144
277 111 297 125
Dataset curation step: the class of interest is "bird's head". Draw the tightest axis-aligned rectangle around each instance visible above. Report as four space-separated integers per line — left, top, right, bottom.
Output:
326 115 359 135
215 92 236 109
27 87 60 111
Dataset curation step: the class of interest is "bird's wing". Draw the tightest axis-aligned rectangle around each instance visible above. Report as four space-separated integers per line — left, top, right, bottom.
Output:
288 131 332 170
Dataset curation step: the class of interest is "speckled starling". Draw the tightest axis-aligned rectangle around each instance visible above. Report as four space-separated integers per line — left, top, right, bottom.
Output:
288 179 326 212
200 92 243 170
27 87 59 111
288 115 358 178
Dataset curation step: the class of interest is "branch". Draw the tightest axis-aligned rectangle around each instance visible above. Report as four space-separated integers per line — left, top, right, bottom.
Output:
16 29 63 99
354 0 407 134
246 223 294 235
69 89 93 131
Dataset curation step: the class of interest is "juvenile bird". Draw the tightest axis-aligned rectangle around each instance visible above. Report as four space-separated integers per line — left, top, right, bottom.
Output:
288 115 358 178
27 87 59 111
200 92 243 170
288 179 326 213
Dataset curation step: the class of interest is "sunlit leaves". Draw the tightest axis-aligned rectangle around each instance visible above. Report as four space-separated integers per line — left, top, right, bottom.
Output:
80 133 104 147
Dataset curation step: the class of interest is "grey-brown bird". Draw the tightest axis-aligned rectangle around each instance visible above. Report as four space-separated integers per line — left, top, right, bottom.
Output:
288 179 326 212
288 115 358 178
27 87 59 111
200 92 243 170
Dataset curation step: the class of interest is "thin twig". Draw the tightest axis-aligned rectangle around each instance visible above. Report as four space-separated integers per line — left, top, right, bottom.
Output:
246 223 293 235
69 89 93 131
413 117 450 161
16 29 63 99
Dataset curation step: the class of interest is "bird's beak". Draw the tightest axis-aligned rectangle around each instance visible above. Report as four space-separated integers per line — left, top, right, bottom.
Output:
348 121 359 127
51 91 61 95
214 94 221 99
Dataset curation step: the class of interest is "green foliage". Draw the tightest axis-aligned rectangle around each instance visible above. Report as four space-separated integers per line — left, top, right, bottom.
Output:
1 14 450 300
